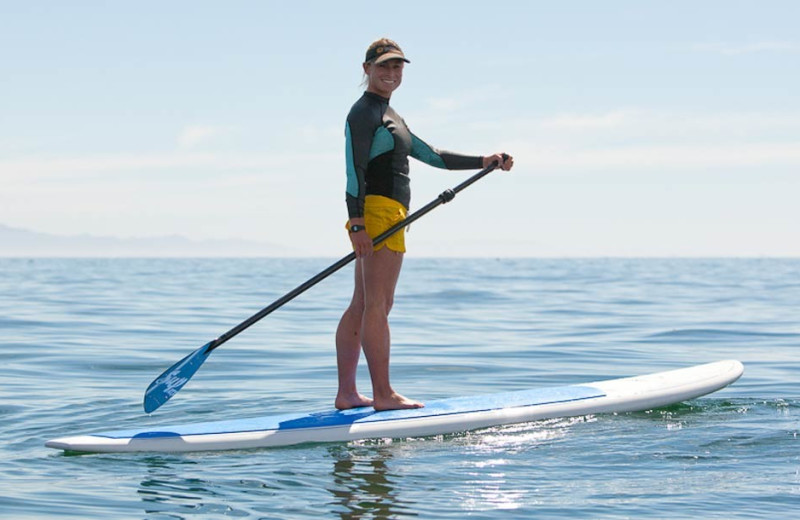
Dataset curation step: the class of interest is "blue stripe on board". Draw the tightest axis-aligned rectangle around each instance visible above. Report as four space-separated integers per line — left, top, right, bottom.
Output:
97 385 605 440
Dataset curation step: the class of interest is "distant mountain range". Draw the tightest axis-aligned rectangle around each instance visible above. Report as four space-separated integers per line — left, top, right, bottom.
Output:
0 223 295 257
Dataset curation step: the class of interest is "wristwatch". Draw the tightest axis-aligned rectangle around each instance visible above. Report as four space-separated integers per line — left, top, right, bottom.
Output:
348 224 366 234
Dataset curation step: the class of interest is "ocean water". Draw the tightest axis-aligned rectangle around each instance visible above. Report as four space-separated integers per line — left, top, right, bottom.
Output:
0 257 797 519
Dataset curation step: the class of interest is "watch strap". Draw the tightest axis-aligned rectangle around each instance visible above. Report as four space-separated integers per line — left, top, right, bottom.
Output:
348 224 366 233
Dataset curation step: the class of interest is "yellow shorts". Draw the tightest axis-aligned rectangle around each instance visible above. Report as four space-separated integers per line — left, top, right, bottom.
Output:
347 195 407 253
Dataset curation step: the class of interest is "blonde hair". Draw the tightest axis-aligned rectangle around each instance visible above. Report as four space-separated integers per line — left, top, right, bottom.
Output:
361 37 404 87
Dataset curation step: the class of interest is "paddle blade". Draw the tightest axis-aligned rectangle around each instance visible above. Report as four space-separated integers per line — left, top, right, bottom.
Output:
143 341 214 413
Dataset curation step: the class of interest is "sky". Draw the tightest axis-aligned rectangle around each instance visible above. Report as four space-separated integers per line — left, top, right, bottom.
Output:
1 1 798 257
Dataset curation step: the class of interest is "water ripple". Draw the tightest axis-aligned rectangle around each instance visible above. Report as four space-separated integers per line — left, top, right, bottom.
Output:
1 258 798 519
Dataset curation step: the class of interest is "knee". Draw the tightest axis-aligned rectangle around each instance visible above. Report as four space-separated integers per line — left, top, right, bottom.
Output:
365 297 393 316
347 300 365 317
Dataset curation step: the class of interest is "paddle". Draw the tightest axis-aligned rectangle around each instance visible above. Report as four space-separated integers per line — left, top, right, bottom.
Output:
143 156 507 413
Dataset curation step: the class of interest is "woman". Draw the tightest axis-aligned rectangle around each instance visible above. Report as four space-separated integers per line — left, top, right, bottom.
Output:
335 38 513 411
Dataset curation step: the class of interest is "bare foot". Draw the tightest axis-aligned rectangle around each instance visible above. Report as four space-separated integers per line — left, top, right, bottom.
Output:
373 392 424 411
335 392 374 410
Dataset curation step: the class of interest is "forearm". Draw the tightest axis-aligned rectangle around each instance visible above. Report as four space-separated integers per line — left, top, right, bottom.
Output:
346 194 364 219
410 133 483 170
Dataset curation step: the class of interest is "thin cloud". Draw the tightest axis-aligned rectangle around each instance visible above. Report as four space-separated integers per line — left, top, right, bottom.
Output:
423 84 508 113
539 111 636 130
1 151 337 182
514 141 800 173
177 124 236 149
493 109 800 174
691 41 799 55
535 109 800 137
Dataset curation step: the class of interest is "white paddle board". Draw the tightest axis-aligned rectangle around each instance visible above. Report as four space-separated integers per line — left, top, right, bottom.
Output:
46 359 743 453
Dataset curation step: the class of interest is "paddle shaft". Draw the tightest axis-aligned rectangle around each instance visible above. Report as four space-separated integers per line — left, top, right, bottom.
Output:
205 158 503 354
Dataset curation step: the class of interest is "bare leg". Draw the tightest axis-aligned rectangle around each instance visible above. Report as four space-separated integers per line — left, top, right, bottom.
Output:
361 247 423 411
335 259 373 410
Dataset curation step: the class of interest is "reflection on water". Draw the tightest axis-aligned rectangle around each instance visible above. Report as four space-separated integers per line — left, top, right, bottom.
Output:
461 470 528 512
9 259 797 519
135 455 287 518
138 460 230 518
129 418 586 518
466 416 589 454
327 443 413 520
453 417 584 513
132 443 415 518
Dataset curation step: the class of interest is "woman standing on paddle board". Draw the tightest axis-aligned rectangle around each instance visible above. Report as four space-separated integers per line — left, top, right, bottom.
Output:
335 38 513 411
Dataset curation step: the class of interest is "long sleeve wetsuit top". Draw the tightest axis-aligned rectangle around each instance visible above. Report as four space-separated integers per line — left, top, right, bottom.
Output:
345 91 483 219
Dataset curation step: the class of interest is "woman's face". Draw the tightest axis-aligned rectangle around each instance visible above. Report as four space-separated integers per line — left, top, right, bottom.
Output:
363 59 404 98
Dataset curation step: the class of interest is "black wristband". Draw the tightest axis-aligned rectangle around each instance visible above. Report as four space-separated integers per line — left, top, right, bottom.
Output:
348 224 366 234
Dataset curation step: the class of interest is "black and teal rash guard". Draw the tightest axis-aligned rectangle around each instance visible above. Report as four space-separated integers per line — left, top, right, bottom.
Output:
345 91 483 219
